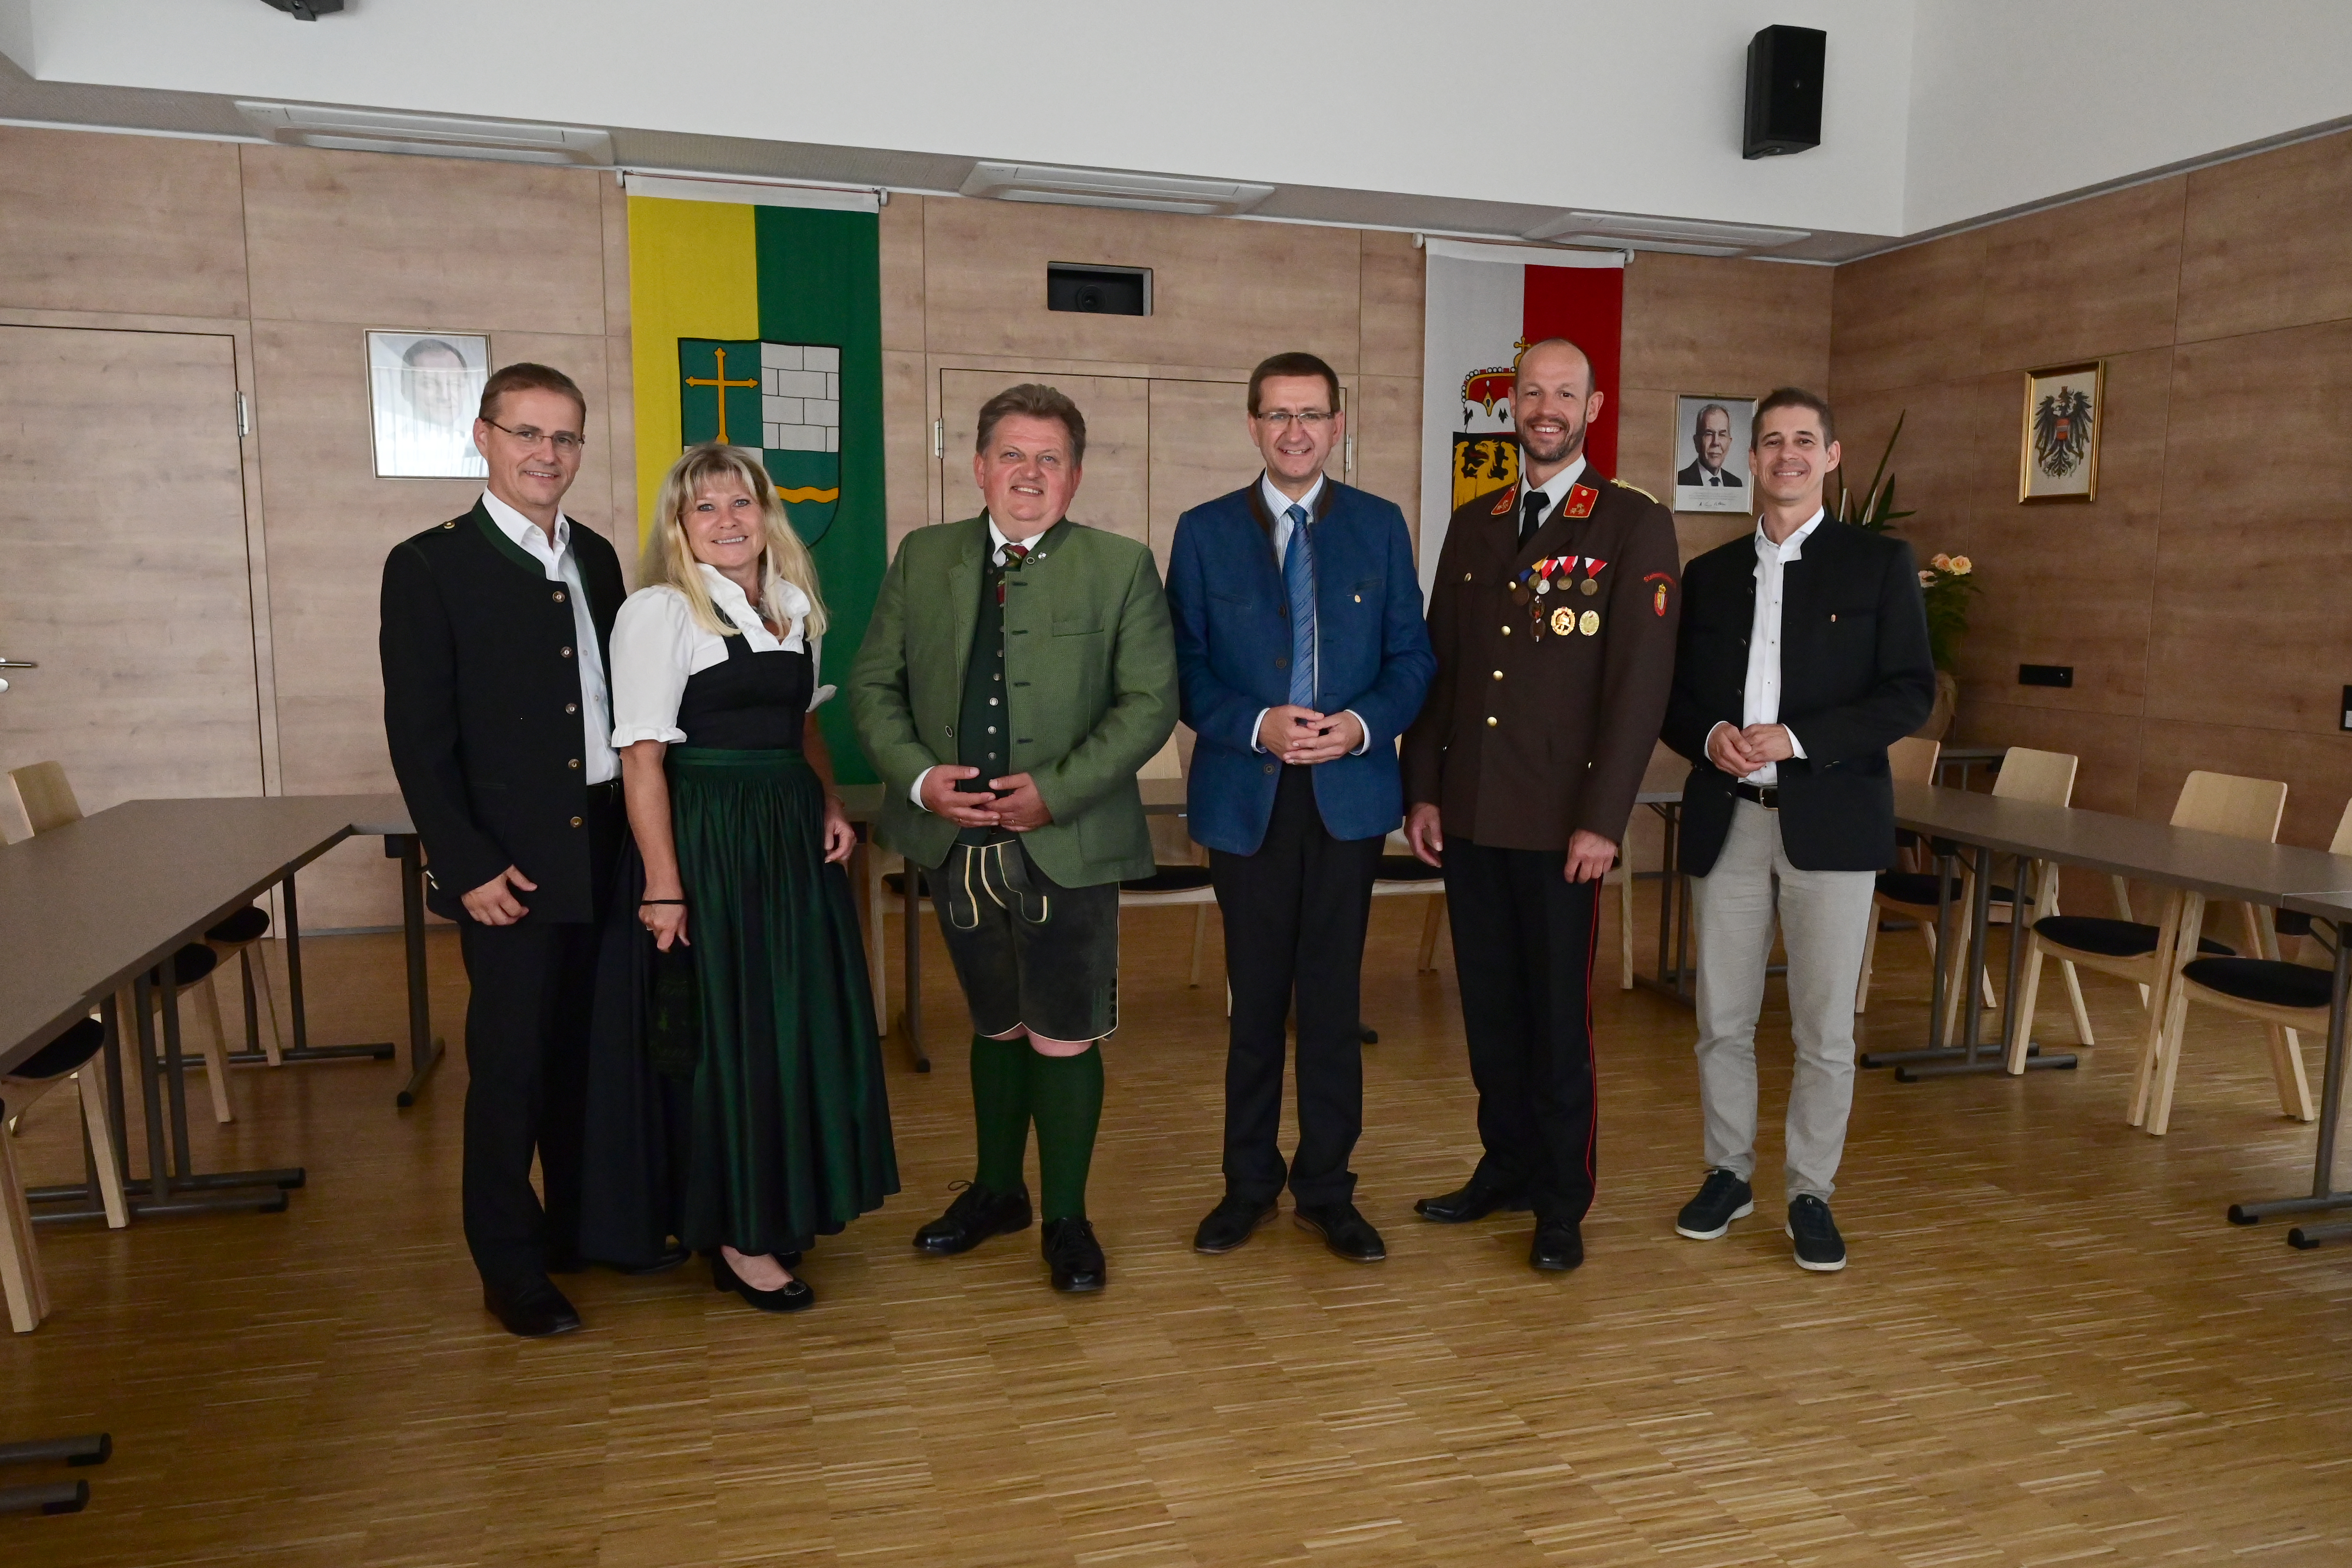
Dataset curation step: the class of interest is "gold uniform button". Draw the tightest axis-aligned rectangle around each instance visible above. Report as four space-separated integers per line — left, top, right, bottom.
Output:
1486 715 1499 727
1492 669 1504 680
567 758 581 769
564 702 578 714
1500 625 1512 636
569 815 583 828
552 590 566 603
1463 572 1472 582
560 646 574 659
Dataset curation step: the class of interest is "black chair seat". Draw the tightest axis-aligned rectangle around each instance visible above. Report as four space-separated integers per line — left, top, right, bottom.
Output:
2181 957 2334 1011
205 904 271 945
2033 915 2233 959
1875 872 2015 907
2275 910 2315 939
170 943 221 985
1119 865 1214 894
1374 855 1443 883
8 1017 105 1083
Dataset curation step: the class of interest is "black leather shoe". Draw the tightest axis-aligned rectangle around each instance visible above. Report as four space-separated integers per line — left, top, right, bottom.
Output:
1193 1194 1278 1254
1293 1200 1386 1262
1415 1181 1532 1224
482 1278 583 1338
713 1252 815 1313
1529 1219 1584 1272
913 1181 1034 1255
1042 1217 1106 1292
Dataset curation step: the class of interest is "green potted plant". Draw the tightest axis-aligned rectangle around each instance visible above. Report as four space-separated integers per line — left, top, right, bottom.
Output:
1834 413 1978 739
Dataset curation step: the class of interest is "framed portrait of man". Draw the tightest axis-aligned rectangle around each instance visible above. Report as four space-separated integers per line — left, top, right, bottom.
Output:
367 330 490 479
1672 394 1754 513
2019 359 2104 503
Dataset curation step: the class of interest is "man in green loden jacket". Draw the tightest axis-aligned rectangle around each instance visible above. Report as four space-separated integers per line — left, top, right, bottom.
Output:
849 382 1178 1293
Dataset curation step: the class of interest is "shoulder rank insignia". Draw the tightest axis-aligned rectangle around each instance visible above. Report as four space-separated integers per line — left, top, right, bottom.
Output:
1490 486 1518 517
1564 483 1599 519
1611 478 1659 504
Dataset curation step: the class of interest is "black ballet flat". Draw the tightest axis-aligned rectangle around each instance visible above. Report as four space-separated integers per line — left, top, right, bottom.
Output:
712 1251 815 1313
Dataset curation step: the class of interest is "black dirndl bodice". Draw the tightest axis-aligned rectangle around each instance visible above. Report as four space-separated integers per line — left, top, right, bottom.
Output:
673 633 814 749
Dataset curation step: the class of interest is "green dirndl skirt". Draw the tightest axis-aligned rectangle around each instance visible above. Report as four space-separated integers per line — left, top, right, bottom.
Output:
668 746 897 1255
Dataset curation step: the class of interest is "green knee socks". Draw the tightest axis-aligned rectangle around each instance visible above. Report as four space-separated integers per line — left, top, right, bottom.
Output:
969 1033 1031 1193
1028 1043 1103 1223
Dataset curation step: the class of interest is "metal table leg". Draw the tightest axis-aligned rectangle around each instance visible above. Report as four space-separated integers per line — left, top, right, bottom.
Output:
1905 849 2077 1080
260 873 395 1069
900 867 929 1074
2228 921 2352 1241
391 837 444 1108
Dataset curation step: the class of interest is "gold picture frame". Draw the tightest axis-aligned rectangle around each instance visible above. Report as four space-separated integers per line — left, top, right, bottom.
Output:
2019 359 2104 503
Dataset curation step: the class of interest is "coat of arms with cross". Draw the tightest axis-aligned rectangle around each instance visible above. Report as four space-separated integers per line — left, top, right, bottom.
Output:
678 338 842 543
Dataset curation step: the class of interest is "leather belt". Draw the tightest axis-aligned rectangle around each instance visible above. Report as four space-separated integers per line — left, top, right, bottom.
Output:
586 778 623 800
1732 781 1780 809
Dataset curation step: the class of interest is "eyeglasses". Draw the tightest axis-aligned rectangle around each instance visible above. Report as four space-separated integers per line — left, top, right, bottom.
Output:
483 419 587 454
1255 410 1334 430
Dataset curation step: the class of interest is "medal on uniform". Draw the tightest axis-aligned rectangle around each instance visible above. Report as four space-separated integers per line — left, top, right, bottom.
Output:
1582 557 1609 598
1580 609 1600 636
1581 577 1598 597
1550 605 1575 636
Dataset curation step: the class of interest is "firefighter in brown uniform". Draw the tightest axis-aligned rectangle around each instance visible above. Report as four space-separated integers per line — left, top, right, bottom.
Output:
1400 337 1680 1273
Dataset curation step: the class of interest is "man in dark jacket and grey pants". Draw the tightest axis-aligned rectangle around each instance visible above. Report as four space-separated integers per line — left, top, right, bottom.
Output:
1659 387 1934 1273
380 362 633 1337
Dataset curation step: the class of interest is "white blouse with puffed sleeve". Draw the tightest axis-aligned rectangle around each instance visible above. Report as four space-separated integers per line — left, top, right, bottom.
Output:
608 563 834 747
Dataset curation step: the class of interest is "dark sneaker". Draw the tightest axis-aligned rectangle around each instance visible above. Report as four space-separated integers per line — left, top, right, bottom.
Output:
1674 1168 1755 1240
912 1181 1033 1255
1042 1217 1107 1292
1193 1194 1278 1254
1786 1196 1847 1272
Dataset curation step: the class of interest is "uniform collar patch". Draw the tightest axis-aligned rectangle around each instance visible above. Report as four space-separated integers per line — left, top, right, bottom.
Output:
1565 483 1599 519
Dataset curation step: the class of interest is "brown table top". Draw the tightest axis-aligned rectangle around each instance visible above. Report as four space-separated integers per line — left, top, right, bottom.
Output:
1892 782 2352 924
0 793 411 1077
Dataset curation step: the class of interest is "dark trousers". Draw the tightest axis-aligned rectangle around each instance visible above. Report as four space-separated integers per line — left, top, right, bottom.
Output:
1208 764 1383 1207
456 790 620 1288
1440 836 1600 1225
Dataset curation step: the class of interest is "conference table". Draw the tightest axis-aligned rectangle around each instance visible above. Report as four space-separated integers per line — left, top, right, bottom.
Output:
0 793 430 1225
1855 782 2352 1248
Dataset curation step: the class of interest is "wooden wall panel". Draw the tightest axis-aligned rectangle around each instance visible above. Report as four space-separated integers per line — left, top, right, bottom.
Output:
1349 374 1421 533
878 194 926 354
881 349 931 551
1621 253 1834 396
921 200 1362 372
0 126 248 320
2146 319 2352 733
2178 130 2352 344
1978 178 2185 372
1358 231 1424 379
241 146 608 336
1832 127 2352 831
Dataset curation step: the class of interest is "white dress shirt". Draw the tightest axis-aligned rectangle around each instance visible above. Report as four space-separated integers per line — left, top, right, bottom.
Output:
1711 508 1822 787
1250 471 1370 759
910 514 1051 809
482 490 617 784
1518 454 1588 530
608 563 827 748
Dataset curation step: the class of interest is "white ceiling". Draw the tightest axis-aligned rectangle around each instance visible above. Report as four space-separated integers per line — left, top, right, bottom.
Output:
3 0 2347 262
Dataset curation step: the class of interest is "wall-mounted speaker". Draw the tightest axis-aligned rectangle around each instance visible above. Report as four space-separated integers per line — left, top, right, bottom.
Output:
1047 263 1151 317
259 0 345 15
1744 25 1826 159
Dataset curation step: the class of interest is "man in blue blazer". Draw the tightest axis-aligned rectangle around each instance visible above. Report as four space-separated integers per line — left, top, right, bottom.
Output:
1166 352 1435 1263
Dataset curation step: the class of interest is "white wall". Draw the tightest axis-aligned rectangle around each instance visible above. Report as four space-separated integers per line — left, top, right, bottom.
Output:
1903 0 2352 231
9 0 1918 235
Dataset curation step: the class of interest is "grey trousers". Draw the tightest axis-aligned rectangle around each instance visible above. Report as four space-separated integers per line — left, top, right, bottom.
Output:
1690 800 1877 1199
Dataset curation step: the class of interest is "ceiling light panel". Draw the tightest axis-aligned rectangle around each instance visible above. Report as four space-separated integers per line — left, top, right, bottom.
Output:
236 102 613 165
961 161 1274 217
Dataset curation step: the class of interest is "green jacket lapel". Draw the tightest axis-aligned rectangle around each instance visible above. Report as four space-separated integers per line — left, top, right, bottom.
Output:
470 498 551 579
943 515 989 695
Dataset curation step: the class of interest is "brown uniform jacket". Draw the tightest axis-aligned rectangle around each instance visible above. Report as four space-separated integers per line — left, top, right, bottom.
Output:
1401 471 1680 851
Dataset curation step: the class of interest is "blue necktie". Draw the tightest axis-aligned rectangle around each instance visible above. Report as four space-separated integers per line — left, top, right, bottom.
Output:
1282 503 1315 707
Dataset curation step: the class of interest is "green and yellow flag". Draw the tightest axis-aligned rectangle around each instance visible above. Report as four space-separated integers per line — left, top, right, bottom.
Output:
628 193 884 781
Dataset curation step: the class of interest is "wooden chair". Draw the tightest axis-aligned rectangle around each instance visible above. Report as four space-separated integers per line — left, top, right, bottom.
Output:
1116 735 1218 987
1854 738 1958 1012
1968 748 2098 1048
2140 799 2352 1136
1372 835 1449 976
6 763 237 1125
2012 770 2285 1131
2 1019 128 1333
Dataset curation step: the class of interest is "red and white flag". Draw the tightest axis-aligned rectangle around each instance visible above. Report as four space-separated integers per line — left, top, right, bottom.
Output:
1418 240 1626 593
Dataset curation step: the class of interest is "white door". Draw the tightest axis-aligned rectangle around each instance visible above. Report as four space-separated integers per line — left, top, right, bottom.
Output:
0 326 263 811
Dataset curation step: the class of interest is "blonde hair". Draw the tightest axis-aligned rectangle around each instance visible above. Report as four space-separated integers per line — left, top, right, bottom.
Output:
645 443 829 639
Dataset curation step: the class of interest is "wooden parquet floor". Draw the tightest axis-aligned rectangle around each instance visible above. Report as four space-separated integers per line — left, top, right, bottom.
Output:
8 895 2352 1567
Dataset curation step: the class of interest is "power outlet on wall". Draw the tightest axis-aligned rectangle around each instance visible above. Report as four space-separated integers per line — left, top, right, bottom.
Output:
2019 664 2073 688
2341 684 2352 732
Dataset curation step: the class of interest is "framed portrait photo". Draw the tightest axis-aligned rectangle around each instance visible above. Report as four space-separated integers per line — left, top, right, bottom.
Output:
2019 359 2104 503
1672 394 1755 513
367 330 490 479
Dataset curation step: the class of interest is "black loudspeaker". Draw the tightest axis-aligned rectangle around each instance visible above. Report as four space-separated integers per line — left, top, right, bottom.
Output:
1046 263 1151 317
1744 25 1826 159
260 0 345 15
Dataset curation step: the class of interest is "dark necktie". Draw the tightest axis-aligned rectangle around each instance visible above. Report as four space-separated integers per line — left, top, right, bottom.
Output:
996 541 1028 604
1282 504 1315 707
1519 490 1547 547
